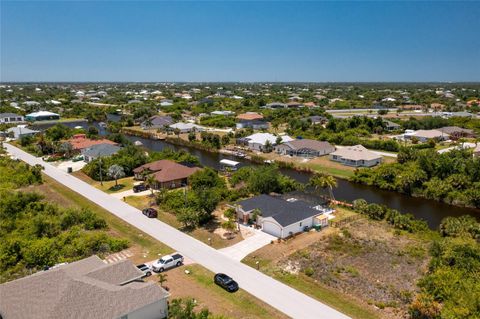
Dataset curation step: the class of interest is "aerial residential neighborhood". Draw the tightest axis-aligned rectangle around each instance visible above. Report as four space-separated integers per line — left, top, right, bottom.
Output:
1 1 479 319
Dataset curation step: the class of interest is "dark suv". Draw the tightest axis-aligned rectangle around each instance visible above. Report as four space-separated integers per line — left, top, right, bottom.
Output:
133 183 149 193
142 208 158 218
214 273 239 292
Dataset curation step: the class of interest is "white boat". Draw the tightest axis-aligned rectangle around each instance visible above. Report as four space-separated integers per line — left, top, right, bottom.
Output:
134 140 143 146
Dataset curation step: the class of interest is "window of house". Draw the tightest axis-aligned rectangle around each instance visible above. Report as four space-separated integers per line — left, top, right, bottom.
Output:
299 222 302 227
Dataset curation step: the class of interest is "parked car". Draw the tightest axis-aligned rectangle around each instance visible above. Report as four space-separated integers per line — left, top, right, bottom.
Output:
214 273 239 292
136 264 152 277
152 254 184 272
142 208 158 218
133 183 149 193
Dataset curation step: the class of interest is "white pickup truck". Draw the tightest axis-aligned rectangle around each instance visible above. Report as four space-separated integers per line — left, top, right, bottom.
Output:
152 253 184 272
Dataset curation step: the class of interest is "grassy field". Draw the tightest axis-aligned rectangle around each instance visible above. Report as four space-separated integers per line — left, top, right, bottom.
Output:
125 194 243 249
72 171 136 193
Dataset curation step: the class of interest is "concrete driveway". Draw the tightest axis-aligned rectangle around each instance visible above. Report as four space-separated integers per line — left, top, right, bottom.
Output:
111 188 152 199
219 225 276 261
5 143 350 319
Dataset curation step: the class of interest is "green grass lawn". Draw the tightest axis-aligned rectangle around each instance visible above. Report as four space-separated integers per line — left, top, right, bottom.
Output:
184 264 287 319
302 162 356 179
72 171 136 193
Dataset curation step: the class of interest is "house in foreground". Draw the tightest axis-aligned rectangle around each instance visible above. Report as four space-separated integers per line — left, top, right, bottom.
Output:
67 134 118 152
0 255 169 319
141 115 174 130
168 122 205 133
5 125 40 140
275 139 335 157
0 112 24 124
133 159 200 189
235 194 330 238
330 145 382 167
408 129 449 142
438 126 475 140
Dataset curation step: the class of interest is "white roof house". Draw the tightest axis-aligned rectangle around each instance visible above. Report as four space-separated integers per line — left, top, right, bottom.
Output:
241 133 294 151
330 145 382 167
169 122 205 133
211 110 235 116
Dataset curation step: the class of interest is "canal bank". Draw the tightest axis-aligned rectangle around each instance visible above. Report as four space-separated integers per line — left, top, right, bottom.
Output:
123 134 479 228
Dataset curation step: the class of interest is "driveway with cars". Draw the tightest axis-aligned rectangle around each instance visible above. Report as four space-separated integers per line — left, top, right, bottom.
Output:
5 143 350 319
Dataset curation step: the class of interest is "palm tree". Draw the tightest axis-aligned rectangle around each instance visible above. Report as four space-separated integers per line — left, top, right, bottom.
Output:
309 173 337 202
145 174 157 196
107 164 125 187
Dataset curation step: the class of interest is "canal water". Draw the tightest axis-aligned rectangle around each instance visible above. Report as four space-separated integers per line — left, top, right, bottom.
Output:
30 120 480 228
123 135 479 229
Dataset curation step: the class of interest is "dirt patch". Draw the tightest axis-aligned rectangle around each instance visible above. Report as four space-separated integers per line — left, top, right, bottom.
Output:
281 219 430 318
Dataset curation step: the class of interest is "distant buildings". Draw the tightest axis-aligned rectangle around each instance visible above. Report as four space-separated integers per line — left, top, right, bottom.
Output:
330 145 382 167
474 144 480 158
236 112 268 129
211 110 235 116
141 115 174 130
0 255 169 319
169 122 205 133
25 111 60 121
6 126 39 140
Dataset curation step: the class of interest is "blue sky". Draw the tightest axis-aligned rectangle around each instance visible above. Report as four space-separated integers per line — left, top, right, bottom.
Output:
1 1 479 82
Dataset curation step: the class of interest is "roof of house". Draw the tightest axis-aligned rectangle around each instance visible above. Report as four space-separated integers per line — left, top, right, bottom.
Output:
384 120 401 128
237 194 321 227
82 143 122 158
133 159 200 182
142 115 174 128
303 102 318 107
236 112 264 121
6 126 39 135
0 255 169 319
25 111 59 117
169 122 204 131
412 129 447 139
67 135 118 151
438 126 475 135
330 145 381 161
244 133 294 146
280 139 335 152
0 113 23 118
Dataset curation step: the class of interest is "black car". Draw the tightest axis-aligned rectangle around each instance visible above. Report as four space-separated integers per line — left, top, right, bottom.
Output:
133 183 149 193
142 208 158 218
214 273 239 292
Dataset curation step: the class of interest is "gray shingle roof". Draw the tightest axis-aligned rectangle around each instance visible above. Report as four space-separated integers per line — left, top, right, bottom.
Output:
237 194 321 227
0 255 169 319
82 143 121 158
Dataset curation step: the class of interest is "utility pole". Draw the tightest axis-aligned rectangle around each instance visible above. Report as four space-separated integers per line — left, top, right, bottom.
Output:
98 153 103 186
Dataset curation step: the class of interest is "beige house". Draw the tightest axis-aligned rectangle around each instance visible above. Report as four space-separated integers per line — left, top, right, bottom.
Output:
0 255 169 319
330 145 382 167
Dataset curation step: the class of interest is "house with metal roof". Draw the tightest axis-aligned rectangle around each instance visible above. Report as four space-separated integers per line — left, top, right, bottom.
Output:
330 145 382 167
0 255 169 319
275 139 335 157
235 194 330 238
25 111 60 121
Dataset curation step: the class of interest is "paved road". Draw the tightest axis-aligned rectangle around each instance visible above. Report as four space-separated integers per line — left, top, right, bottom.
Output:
5 143 350 319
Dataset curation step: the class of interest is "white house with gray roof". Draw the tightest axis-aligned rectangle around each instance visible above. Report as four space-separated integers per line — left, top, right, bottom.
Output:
0 255 169 319
330 145 382 167
0 113 24 124
235 194 330 238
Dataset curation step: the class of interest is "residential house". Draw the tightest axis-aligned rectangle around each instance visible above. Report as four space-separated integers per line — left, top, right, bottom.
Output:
384 120 401 131
286 102 303 108
303 102 318 108
237 133 294 152
410 129 449 142
159 99 173 107
25 111 60 121
0 255 169 319
264 102 287 109
133 159 200 189
67 134 118 151
169 122 205 133
330 145 382 167
211 110 235 116
275 139 335 157
0 113 24 124
82 143 122 162
235 194 329 238
235 112 268 129
141 115 174 130
6 126 39 140
438 126 475 140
